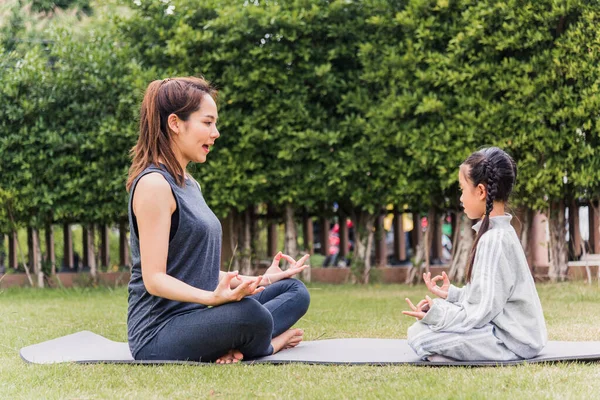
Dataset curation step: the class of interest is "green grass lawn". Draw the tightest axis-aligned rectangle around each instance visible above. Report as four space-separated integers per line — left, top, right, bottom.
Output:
1 282 599 399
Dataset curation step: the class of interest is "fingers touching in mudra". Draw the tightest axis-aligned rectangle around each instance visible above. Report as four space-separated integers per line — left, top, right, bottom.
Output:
213 272 264 305
402 272 451 320
423 271 450 299
402 296 434 320
264 251 310 282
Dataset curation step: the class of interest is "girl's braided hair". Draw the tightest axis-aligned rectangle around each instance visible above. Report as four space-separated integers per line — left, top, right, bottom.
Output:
463 147 517 282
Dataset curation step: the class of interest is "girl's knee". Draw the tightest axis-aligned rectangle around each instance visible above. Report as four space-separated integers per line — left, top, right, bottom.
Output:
407 321 430 343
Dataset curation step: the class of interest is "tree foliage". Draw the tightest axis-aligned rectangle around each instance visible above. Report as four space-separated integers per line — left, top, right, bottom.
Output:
2 0 600 278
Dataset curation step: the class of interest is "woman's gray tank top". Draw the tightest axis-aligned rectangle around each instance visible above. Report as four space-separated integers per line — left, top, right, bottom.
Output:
127 164 222 357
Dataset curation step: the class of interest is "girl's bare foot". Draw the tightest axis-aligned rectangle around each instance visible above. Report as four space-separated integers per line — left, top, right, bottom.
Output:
271 328 304 354
215 349 244 364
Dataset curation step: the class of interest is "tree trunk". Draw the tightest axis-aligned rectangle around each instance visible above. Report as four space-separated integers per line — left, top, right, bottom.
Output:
411 212 422 256
239 207 253 276
28 228 43 288
406 223 430 284
517 207 535 274
302 210 314 255
299 210 312 282
407 206 436 284
568 200 582 260
250 205 259 261
14 229 33 286
63 223 74 271
429 209 444 264
100 225 110 269
450 212 458 254
351 210 376 284
119 221 130 268
283 203 298 268
82 225 89 269
220 210 239 272
319 217 329 256
27 227 34 272
86 225 97 280
266 204 278 257
0 234 5 273
339 209 349 259
447 212 473 283
588 200 600 254
375 213 386 267
548 200 568 281
9 231 17 271
393 207 406 262
28 227 44 285
267 222 278 258
45 223 56 275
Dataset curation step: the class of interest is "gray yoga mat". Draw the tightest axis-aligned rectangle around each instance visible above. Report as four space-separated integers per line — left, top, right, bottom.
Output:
19 331 600 367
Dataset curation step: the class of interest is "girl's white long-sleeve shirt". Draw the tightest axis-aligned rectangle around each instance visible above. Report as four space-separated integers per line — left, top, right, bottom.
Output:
421 214 548 359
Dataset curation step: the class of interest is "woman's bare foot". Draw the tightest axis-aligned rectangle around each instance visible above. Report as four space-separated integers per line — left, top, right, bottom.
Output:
271 328 304 354
215 349 244 364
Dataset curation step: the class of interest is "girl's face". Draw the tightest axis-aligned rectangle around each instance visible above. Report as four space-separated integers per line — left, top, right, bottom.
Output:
459 164 487 220
170 94 220 164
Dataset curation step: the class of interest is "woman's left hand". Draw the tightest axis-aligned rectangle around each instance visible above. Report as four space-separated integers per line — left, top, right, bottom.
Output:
402 296 434 320
263 252 310 285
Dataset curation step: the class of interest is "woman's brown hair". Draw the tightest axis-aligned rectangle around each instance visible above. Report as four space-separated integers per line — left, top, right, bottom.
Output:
126 77 217 191
463 147 517 282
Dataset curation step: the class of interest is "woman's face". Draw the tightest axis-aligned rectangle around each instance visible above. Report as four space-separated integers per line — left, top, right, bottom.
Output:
172 94 220 164
459 164 487 220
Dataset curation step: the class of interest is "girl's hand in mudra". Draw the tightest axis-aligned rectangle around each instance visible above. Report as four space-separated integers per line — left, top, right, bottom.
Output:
211 271 264 306
402 296 434 320
263 252 310 285
423 271 450 299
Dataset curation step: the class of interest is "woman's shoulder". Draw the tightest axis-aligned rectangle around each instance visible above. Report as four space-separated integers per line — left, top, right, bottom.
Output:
136 171 171 193
132 172 176 214
132 164 172 189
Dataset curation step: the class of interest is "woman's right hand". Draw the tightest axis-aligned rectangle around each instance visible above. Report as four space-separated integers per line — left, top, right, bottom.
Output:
210 271 264 307
423 271 450 299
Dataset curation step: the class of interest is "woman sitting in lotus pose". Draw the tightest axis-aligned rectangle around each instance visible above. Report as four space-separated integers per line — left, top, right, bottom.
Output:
126 77 310 364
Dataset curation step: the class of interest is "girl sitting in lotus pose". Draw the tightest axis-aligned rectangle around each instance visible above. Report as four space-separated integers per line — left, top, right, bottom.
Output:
403 147 547 361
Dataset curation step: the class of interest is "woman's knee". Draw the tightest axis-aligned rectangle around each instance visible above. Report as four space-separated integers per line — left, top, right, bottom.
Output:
287 279 311 313
234 298 274 332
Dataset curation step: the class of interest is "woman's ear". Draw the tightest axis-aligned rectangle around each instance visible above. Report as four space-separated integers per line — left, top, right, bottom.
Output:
167 113 180 134
477 183 487 201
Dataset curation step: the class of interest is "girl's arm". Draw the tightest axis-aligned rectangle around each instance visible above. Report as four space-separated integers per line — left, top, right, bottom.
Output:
420 230 515 333
447 284 467 303
424 271 465 303
135 173 262 307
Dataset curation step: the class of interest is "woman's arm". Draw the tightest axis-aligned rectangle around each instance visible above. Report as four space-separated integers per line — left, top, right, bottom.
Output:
135 173 262 306
222 253 310 288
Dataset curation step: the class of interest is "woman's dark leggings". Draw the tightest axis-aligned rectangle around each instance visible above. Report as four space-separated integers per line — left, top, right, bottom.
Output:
135 278 310 362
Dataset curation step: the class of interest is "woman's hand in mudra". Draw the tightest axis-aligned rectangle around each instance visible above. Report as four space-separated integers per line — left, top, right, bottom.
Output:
263 252 310 285
211 271 264 306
